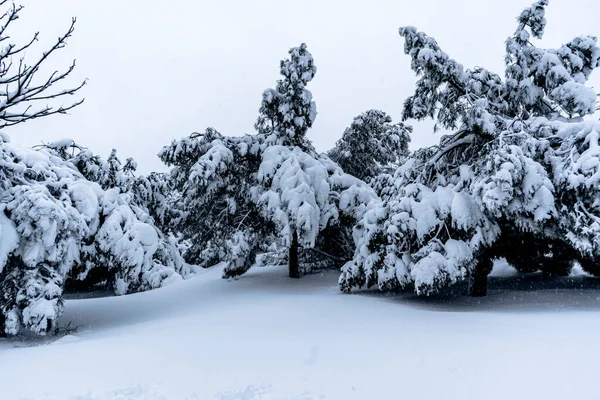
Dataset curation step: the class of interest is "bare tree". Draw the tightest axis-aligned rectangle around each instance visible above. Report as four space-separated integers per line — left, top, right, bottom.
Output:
0 1 85 129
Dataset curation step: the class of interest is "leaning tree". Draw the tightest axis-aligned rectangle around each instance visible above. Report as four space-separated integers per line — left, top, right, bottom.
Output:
340 0 600 296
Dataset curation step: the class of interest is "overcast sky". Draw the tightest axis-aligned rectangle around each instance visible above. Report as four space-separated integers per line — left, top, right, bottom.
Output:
6 0 600 173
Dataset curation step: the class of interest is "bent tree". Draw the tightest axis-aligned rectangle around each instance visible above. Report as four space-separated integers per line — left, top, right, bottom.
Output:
340 0 600 297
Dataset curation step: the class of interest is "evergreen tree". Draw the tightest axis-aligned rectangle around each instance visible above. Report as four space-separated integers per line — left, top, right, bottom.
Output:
45 140 190 295
256 43 317 151
340 0 600 297
162 44 377 280
328 109 411 181
0 137 189 336
132 171 174 231
255 145 375 278
0 0 87 335
160 128 268 272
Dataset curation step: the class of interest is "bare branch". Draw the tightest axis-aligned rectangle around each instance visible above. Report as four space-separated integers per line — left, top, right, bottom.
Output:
0 2 21 39
6 32 38 57
0 98 84 129
0 8 85 129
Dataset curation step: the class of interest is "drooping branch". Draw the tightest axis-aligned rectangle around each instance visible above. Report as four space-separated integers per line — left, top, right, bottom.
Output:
428 132 474 166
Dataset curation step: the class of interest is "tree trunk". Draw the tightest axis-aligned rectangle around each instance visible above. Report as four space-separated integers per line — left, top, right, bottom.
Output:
289 230 300 279
0 313 5 338
468 256 493 297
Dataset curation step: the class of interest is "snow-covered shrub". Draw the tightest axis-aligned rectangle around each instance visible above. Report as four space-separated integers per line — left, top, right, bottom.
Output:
328 109 411 182
0 137 188 335
341 0 600 296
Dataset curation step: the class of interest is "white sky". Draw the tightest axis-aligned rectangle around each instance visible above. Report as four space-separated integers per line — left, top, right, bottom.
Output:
6 0 600 173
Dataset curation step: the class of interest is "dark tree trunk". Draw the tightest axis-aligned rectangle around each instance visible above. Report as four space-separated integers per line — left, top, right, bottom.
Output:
289 230 300 279
0 312 5 338
468 255 493 297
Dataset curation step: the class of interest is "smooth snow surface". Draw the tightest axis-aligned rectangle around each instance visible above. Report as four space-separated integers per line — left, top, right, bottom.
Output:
2 264 600 399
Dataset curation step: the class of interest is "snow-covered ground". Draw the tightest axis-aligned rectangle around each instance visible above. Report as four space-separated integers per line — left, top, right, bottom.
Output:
2 263 600 400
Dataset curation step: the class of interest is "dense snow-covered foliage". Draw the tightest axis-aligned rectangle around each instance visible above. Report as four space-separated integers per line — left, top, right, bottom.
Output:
161 130 376 279
341 0 600 296
160 128 267 271
161 44 377 279
0 137 188 336
255 145 375 276
6 0 599 341
255 43 317 151
328 109 411 181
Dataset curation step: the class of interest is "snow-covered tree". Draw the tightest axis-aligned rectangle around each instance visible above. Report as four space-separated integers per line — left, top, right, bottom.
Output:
340 0 600 297
328 109 411 181
256 145 375 278
47 142 137 193
161 131 376 281
162 44 377 280
0 137 189 336
0 0 88 334
160 128 268 272
255 43 317 151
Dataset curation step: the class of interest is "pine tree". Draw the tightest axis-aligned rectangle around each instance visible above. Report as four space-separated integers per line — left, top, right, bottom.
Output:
132 171 174 231
255 145 375 278
162 44 377 280
340 0 600 297
328 109 411 181
47 140 190 294
256 43 317 151
0 137 189 336
160 128 268 273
